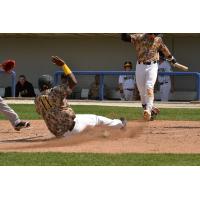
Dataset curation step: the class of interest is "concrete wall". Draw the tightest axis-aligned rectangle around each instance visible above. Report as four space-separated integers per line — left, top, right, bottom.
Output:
0 34 199 97
0 35 136 90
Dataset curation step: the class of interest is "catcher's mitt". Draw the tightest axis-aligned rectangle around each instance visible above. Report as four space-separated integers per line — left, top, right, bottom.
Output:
1 60 16 72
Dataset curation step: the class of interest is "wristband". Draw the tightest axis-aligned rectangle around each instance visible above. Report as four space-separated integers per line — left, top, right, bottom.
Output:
62 64 72 75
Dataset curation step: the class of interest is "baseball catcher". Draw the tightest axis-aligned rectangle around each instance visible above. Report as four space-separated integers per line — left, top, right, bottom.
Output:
35 56 126 137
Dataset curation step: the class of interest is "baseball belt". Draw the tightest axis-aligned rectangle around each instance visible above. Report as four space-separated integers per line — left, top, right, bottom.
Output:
125 89 134 91
159 82 169 85
138 60 158 65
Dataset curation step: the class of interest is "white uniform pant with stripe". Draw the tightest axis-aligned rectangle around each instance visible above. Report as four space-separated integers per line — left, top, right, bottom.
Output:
68 114 123 134
0 97 20 127
136 62 158 111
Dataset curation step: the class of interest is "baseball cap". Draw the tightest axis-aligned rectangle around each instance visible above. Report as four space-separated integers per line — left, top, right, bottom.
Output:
123 61 132 68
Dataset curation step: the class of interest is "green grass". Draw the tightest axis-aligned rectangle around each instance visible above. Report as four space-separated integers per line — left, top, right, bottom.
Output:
0 104 200 121
0 152 200 166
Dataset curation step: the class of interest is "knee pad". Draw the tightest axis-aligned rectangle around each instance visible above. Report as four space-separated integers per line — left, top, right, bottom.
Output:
147 88 154 97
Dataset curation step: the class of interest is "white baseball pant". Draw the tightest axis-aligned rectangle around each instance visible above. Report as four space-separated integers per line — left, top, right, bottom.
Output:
124 90 133 101
0 96 20 127
160 81 171 101
136 62 158 111
68 114 123 134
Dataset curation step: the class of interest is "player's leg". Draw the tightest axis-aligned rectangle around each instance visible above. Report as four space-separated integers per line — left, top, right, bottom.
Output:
69 114 95 134
70 114 125 134
0 96 20 126
145 63 158 120
136 63 146 106
159 84 164 101
127 90 133 101
124 90 133 101
96 115 125 128
161 82 171 101
0 97 30 130
124 90 129 101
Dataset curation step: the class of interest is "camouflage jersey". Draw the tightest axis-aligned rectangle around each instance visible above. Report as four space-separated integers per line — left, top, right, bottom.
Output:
35 84 76 137
130 34 172 63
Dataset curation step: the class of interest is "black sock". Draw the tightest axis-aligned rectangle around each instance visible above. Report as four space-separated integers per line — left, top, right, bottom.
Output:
142 104 147 110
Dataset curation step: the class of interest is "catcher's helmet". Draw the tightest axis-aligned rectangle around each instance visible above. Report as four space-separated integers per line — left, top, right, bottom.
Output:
38 74 53 91
123 61 132 69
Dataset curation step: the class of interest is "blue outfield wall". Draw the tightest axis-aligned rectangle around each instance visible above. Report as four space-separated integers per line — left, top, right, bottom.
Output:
54 71 200 101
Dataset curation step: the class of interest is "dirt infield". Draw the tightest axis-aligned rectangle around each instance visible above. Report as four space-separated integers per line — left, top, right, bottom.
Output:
0 120 200 153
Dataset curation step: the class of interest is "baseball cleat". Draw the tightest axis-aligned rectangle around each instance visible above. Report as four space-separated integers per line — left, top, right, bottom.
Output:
143 110 151 121
15 121 31 131
120 117 127 128
150 107 160 121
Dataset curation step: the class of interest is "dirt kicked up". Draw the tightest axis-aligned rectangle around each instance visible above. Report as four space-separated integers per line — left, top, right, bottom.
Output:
0 120 200 153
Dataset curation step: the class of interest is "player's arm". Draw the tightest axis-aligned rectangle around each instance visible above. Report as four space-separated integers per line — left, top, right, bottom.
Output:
51 56 78 89
158 38 176 64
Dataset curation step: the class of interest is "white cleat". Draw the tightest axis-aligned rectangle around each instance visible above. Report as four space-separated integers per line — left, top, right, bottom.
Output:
143 110 151 121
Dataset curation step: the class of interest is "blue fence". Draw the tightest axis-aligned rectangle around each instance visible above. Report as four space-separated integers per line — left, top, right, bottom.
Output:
54 71 200 101
0 70 16 97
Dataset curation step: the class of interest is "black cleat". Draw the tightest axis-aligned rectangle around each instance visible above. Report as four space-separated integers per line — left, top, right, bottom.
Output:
120 117 127 128
150 107 160 121
15 121 31 131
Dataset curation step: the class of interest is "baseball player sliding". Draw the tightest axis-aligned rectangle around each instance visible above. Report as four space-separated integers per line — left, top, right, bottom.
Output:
35 56 126 137
121 33 176 121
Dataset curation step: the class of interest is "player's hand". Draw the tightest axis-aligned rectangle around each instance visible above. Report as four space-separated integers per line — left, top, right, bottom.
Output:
51 56 65 67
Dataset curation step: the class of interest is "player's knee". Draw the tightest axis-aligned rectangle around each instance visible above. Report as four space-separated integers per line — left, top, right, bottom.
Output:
147 88 153 97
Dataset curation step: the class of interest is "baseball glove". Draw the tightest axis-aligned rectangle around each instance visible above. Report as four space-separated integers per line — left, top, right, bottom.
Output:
1 60 16 72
